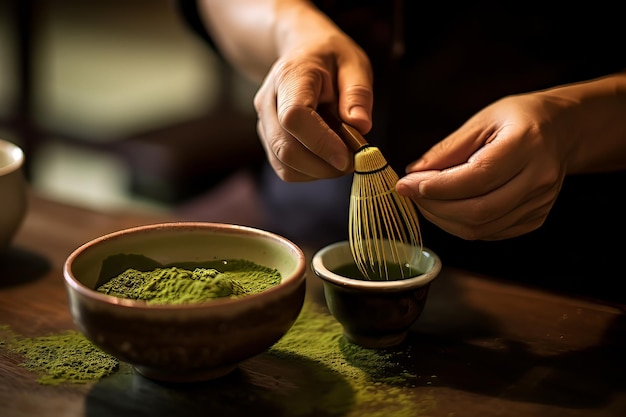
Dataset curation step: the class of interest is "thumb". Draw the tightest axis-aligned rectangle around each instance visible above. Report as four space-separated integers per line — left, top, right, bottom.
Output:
396 170 440 200
338 86 373 134
336 64 374 134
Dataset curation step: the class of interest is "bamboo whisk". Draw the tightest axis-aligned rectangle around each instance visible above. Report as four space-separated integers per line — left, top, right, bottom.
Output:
320 107 423 280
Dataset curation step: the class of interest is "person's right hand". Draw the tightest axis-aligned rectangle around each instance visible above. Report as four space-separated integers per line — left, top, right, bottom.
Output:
252 5 374 182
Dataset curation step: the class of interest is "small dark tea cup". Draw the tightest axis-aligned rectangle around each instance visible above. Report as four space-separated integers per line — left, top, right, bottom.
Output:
312 241 441 348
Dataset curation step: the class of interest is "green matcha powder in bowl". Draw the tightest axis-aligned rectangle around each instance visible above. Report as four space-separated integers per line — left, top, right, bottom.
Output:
63 222 307 383
95 263 281 304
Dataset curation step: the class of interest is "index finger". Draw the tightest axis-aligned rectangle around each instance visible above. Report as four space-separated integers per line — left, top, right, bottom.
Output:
410 132 528 200
275 64 352 172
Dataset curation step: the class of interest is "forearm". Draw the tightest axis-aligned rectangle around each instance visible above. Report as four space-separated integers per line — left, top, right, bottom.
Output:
195 0 339 84
546 71 626 174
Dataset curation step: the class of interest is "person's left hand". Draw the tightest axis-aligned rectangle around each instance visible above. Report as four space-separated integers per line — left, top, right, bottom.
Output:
396 92 573 240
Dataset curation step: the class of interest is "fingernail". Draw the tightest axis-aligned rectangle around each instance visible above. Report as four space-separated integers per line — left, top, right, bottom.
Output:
417 180 428 197
330 154 350 171
348 105 368 120
397 175 425 199
396 177 419 198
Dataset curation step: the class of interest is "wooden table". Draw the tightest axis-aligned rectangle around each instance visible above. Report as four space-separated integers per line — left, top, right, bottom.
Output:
1 193 625 417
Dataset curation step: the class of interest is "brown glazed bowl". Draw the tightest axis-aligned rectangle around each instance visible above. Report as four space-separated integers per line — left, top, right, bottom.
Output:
312 241 441 348
0 138 27 252
63 222 306 382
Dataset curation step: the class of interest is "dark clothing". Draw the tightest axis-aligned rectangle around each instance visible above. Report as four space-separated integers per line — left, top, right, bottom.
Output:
176 0 626 304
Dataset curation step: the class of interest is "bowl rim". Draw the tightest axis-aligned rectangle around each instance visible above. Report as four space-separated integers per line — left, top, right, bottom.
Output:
63 221 307 310
311 240 441 291
0 139 24 176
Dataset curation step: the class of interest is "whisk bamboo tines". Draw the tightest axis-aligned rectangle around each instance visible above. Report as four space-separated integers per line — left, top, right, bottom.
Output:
318 106 423 280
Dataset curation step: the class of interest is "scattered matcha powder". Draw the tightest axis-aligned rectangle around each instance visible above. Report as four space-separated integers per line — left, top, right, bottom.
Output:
1 304 435 414
269 303 436 417
96 262 281 304
2 328 119 385
2 259 434 414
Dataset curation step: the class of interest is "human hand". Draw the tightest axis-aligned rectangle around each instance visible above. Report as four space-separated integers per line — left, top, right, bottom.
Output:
252 12 374 182
396 93 574 240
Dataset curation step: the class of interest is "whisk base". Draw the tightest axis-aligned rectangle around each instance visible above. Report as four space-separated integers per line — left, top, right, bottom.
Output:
343 331 408 349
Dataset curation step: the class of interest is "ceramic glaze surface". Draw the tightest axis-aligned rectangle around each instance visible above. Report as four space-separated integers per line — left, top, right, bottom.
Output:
64 222 307 382
312 241 441 348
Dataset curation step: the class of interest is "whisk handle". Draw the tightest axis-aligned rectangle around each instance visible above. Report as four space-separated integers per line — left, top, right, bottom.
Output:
338 123 369 152
317 105 369 153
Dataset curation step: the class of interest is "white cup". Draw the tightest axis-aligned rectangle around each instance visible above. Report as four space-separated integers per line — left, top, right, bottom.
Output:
0 139 27 251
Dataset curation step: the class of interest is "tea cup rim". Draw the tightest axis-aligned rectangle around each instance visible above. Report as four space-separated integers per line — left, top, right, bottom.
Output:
311 240 441 291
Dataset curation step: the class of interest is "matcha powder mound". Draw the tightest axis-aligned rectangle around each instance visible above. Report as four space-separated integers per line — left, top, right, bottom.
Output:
6 329 119 385
96 263 281 304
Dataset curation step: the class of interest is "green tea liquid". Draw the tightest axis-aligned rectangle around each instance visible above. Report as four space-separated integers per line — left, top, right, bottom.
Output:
332 262 422 281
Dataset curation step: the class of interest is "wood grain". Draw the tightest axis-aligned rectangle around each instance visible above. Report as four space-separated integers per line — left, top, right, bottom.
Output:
1 193 625 417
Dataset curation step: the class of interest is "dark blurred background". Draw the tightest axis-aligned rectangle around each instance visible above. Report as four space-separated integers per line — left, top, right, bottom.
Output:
0 0 265 218
4 1 626 304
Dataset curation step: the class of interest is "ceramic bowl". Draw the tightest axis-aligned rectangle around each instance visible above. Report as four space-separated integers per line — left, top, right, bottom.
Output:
63 222 307 382
0 139 27 251
312 241 441 348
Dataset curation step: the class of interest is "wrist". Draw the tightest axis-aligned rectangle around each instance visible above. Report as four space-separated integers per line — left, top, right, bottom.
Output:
551 73 626 173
